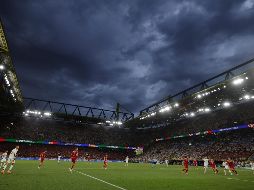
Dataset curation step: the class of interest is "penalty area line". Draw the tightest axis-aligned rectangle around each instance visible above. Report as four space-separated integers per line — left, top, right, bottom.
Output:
74 170 128 190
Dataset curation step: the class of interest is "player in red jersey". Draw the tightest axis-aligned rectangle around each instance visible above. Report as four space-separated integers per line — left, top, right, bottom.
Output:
103 154 108 169
69 148 78 173
182 157 188 175
227 158 238 175
193 159 198 169
38 151 46 169
209 159 218 174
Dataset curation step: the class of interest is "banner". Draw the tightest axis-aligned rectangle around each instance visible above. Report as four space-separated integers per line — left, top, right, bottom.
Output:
155 124 252 142
0 138 142 150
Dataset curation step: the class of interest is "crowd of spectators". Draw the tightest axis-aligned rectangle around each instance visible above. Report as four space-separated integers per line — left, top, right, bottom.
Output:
136 128 254 163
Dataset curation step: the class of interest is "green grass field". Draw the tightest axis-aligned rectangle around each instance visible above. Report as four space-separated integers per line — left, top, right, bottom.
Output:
0 160 254 190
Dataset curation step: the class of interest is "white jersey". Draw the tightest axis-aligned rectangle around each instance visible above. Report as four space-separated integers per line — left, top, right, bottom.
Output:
1 152 7 161
58 156 61 160
203 158 209 167
9 148 18 159
223 161 229 169
165 160 168 164
125 157 129 163
251 162 254 170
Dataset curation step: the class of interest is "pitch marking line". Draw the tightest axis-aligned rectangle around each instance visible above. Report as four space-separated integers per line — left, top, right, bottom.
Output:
75 170 128 190
227 178 254 183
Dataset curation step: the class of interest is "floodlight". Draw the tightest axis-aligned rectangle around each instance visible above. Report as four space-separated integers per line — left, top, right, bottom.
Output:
0 65 4 70
244 95 250 100
204 108 210 112
232 78 244 85
174 103 179 107
223 102 231 107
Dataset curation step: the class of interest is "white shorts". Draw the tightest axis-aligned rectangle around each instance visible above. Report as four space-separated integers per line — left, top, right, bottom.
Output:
7 157 15 164
204 164 208 168
224 166 229 170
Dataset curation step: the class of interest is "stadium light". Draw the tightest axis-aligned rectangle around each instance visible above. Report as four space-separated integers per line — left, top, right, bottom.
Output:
204 108 211 112
44 112 52 116
244 94 250 100
190 112 195 117
174 103 179 107
106 121 111 123
159 106 171 113
223 102 231 107
197 94 202 99
0 65 4 70
232 78 244 85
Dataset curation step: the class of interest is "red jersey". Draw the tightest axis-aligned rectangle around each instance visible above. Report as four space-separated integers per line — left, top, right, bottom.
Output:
104 156 108 162
40 152 46 159
193 160 197 166
227 160 234 169
210 161 216 168
183 159 188 167
71 150 78 160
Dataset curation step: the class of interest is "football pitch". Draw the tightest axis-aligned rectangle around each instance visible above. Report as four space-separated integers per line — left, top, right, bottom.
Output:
0 161 254 190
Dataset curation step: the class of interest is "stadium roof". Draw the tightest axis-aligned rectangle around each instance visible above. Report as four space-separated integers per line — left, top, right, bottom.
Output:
139 57 254 116
0 19 23 104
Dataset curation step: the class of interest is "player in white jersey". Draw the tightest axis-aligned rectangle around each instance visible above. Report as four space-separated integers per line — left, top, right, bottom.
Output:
0 151 8 168
125 156 129 166
250 161 254 174
203 157 209 174
1 146 19 174
222 161 231 175
57 154 61 164
165 159 169 167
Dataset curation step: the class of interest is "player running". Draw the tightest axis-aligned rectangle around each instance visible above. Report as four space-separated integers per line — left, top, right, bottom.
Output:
222 160 231 175
0 151 8 168
250 161 254 174
69 148 78 173
165 159 169 167
125 156 129 166
103 154 108 169
209 159 218 174
38 151 47 169
57 154 61 164
1 146 19 174
182 157 188 175
193 159 198 169
227 158 238 175
203 157 209 174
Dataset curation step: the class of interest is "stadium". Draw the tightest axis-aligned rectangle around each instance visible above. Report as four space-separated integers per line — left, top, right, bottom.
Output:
1 1 254 190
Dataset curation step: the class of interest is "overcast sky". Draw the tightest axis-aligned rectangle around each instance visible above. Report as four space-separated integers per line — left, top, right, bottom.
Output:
1 0 254 114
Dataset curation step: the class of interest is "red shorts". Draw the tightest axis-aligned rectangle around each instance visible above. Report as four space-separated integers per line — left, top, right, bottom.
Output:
71 158 77 163
40 158 44 163
104 161 108 166
184 165 188 169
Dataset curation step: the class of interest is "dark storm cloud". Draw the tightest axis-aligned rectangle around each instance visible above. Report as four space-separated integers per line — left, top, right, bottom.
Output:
1 0 254 114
